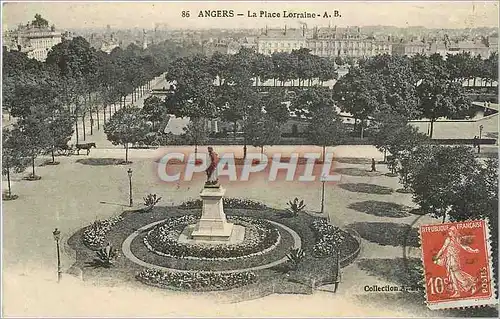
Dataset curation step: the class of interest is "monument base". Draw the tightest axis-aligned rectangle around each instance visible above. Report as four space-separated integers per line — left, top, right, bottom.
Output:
180 224 245 245
190 186 234 242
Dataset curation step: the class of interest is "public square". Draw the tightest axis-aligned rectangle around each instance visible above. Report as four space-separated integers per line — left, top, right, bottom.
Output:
2 2 499 317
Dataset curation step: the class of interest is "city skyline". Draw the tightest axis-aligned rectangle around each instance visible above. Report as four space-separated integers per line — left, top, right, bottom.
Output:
2 1 499 31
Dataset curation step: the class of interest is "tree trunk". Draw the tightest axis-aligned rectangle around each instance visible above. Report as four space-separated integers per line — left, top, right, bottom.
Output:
261 146 264 154
32 156 36 177
442 211 446 223
51 148 55 163
125 143 129 163
383 149 387 162
360 120 364 139
82 112 86 141
90 106 94 135
96 105 100 130
103 104 107 123
7 168 12 197
322 145 326 163
75 112 79 144
429 119 434 139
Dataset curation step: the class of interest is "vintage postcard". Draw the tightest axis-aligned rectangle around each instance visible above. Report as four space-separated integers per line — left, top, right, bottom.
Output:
1 1 498 317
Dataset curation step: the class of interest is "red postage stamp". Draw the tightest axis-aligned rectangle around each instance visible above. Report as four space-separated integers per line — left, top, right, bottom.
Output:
419 220 497 310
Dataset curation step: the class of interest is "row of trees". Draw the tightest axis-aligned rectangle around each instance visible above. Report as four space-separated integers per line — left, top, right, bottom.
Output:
104 48 498 162
333 52 496 138
2 27 198 198
162 48 349 158
159 49 497 157
168 48 340 89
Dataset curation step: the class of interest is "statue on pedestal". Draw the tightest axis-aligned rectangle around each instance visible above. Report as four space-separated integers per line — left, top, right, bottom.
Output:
205 146 219 187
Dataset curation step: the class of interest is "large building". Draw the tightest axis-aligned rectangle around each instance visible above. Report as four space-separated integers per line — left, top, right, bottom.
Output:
392 40 428 56
3 23 62 61
256 26 307 55
256 26 392 58
392 35 496 58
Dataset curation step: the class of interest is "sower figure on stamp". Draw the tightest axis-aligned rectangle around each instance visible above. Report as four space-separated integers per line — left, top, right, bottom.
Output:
205 147 219 187
432 226 479 297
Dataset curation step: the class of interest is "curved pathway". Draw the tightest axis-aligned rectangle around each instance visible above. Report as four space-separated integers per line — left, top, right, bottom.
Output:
122 218 301 274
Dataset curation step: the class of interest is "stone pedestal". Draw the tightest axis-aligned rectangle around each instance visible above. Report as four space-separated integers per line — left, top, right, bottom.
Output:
190 186 234 241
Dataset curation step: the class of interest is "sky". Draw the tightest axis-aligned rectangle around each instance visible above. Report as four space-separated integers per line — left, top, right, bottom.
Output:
2 1 499 31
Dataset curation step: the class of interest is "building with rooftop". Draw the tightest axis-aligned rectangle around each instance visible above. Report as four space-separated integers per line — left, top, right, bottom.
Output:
256 25 392 58
3 23 62 61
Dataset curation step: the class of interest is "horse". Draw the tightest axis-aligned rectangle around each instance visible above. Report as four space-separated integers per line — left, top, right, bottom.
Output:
76 142 96 155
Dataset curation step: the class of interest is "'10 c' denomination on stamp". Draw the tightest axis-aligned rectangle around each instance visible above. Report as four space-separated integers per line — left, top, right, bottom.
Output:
419 220 497 310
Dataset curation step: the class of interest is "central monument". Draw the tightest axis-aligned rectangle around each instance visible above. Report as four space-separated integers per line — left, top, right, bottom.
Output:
190 147 235 242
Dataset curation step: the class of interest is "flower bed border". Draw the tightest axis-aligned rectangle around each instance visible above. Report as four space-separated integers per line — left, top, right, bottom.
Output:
82 216 123 250
143 215 282 261
135 268 258 292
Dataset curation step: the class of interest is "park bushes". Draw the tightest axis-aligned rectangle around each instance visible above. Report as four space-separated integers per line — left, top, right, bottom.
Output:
82 216 123 250
310 219 346 258
136 268 257 291
145 215 280 259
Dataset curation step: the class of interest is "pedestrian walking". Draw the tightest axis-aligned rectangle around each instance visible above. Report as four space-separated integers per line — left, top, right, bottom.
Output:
370 158 377 172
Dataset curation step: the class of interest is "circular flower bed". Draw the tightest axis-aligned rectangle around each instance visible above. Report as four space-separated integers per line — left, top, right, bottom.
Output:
144 215 280 260
136 268 257 291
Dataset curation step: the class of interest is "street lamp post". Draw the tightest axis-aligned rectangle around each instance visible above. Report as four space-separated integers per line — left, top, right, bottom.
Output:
127 168 133 207
52 228 62 283
320 173 326 218
479 125 484 154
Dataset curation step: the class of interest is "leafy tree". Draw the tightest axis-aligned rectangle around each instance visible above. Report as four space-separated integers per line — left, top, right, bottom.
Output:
208 51 230 85
245 106 282 154
307 105 346 162
46 106 74 164
485 52 498 86
182 117 209 157
271 52 298 86
333 67 382 138
252 53 274 86
2 129 30 199
416 78 473 138
14 115 51 179
31 14 49 28
408 146 480 223
361 54 420 119
104 107 150 163
141 96 166 131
